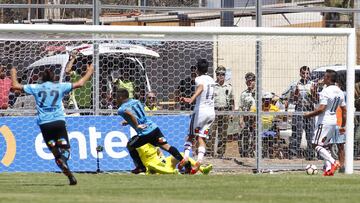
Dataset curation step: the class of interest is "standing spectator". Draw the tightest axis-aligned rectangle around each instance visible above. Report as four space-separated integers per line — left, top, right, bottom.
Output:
282 66 317 160
112 63 135 99
208 66 234 158
144 91 160 111
239 72 256 111
238 72 256 157
175 66 197 111
65 51 93 110
0 66 11 109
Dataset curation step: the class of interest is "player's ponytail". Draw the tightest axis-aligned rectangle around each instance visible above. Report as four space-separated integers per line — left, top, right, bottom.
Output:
41 69 55 82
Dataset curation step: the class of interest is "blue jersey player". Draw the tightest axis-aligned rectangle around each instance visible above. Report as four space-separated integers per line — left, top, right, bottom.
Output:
115 88 190 174
11 65 93 185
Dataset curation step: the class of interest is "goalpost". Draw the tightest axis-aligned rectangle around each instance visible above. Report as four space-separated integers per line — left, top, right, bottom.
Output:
0 24 355 174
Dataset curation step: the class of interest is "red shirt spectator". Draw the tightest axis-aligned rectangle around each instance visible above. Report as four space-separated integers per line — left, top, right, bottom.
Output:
0 66 11 109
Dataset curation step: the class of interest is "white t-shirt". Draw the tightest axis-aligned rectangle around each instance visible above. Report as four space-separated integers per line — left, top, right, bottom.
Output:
317 85 346 125
194 74 215 111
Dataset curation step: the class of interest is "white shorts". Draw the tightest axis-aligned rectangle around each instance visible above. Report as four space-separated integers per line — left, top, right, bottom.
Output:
189 111 215 139
329 126 346 144
312 124 337 146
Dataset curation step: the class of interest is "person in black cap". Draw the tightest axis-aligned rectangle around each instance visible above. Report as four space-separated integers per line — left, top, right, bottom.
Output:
208 66 234 158
238 72 256 157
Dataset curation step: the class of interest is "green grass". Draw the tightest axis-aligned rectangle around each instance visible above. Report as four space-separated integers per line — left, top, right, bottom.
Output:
0 173 360 203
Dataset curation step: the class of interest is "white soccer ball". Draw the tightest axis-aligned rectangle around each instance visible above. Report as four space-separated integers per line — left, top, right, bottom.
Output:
305 164 318 175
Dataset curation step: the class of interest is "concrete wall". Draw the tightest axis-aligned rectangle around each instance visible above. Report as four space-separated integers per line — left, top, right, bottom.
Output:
213 35 347 108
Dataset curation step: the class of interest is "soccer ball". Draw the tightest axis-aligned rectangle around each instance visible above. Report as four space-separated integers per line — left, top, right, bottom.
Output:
305 164 318 175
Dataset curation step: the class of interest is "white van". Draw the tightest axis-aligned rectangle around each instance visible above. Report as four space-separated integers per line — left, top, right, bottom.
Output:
13 43 160 111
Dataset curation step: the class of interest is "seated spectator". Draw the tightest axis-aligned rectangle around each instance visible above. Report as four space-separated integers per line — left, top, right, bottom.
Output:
144 91 160 111
250 92 280 131
0 66 11 109
250 92 281 158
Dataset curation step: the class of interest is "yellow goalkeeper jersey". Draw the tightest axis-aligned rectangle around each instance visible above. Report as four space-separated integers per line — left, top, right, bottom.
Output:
136 143 159 167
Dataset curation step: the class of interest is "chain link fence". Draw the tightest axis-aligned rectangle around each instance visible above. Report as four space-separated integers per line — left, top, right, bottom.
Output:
0 1 360 173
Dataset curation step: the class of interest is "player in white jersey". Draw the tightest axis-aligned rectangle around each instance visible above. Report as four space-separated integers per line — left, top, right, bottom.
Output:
304 69 346 176
180 59 216 174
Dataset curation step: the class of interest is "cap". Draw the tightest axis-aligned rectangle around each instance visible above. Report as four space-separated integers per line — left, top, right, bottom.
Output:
215 66 226 74
245 72 256 81
263 92 273 99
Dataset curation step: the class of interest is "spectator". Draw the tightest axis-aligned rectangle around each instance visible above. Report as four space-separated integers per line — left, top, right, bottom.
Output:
175 66 197 110
208 66 234 158
112 63 135 99
250 92 280 130
250 92 280 158
65 51 93 110
282 66 317 160
144 91 160 111
0 66 11 109
239 72 256 111
238 72 256 157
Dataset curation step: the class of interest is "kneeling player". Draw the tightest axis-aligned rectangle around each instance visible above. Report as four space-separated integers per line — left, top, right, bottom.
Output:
137 143 212 175
115 88 190 174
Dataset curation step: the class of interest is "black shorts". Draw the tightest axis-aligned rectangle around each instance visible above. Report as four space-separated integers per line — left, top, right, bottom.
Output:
39 120 70 148
127 127 168 149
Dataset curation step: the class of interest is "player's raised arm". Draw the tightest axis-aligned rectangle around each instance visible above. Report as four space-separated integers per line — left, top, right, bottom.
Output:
72 63 94 89
10 68 23 91
65 50 78 74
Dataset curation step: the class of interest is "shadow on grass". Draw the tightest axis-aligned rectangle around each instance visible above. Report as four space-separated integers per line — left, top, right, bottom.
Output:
21 183 66 187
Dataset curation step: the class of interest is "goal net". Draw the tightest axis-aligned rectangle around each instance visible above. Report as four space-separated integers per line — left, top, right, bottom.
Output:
0 25 355 174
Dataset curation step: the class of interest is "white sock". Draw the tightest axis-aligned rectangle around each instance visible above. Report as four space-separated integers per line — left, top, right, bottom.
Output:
197 146 206 164
315 146 335 164
184 141 192 160
324 160 331 171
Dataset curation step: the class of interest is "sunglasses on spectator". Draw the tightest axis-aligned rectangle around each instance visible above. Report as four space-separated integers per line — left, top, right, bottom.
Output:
216 73 225 76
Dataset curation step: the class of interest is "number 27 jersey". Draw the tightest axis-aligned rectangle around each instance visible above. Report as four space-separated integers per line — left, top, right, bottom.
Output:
317 85 345 126
24 82 72 125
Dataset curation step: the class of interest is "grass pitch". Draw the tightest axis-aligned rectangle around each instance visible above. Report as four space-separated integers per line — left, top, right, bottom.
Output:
0 172 359 203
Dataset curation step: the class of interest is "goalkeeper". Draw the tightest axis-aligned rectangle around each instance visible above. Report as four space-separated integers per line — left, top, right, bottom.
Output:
137 143 212 175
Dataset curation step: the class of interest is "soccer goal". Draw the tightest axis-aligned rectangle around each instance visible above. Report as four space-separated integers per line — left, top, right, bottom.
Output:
0 24 355 174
